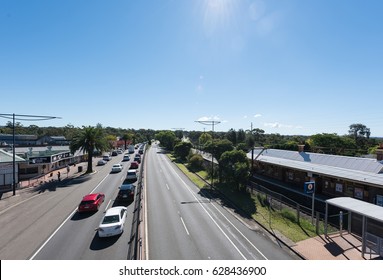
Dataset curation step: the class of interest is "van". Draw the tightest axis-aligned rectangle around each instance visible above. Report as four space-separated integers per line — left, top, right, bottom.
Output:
102 154 111 161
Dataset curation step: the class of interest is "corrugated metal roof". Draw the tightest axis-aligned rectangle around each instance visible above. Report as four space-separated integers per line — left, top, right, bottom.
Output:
250 149 383 174
248 149 383 188
0 149 26 163
326 197 383 222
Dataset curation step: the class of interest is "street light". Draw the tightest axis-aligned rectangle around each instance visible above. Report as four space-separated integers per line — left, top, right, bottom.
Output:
0 113 60 196
195 119 221 188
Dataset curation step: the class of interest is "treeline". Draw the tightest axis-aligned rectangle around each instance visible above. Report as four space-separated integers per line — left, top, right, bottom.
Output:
1 121 381 157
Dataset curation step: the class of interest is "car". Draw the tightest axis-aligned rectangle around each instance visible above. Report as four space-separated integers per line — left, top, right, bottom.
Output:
97 159 107 166
111 150 118 156
117 182 135 201
102 155 111 161
122 154 130 161
134 155 141 163
78 193 105 212
130 161 139 169
97 206 127 238
111 163 123 173
126 169 138 182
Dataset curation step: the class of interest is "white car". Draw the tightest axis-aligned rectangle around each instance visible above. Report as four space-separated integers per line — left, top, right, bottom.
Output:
126 169 138 182
98 206 127 238
111 163 123 173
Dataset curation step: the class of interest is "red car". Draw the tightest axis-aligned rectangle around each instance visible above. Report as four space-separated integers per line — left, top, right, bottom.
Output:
130 161 139 169
78 193 105 212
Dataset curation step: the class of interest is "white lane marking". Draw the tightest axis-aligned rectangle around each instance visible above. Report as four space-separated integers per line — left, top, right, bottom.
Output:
162 159 247 260
29 174 110 260
180 217 190 235
166 183 170 190
207 198 268 260
105 199 112 211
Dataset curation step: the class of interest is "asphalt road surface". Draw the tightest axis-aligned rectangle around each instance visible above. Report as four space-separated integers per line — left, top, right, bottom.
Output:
145 143 299 260
0 152 137 260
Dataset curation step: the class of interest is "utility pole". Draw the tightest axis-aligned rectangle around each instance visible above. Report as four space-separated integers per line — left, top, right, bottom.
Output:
0 113 60 195
195 119 221 188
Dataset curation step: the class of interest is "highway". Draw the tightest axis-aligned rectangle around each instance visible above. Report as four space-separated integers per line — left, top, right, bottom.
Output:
145 143 299 260
0 152 137 260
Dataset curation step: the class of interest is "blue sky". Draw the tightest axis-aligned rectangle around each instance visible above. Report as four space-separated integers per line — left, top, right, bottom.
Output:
1 0 382 136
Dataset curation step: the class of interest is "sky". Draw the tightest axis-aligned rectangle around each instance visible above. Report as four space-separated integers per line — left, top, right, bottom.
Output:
1 0 382 137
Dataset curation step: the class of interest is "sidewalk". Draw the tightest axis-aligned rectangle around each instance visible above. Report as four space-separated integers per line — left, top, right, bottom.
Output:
0 162 88 211
293 232 381 260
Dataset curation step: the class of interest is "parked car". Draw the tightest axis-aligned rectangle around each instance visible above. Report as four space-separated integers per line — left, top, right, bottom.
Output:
97 206 127 237
97 159 107 166
130 161 139 169
111 163 123 173
122 154 130 161
78 193 105 212
126 169 138 182
117 182 135 201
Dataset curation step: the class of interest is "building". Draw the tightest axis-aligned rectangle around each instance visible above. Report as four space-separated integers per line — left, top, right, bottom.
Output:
249 148 383 207
0 149 26 191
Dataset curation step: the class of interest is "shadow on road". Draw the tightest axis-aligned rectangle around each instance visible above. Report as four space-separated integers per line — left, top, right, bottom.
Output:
89 232 121 251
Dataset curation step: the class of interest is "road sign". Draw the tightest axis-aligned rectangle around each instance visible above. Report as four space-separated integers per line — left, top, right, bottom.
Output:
304 181 315 194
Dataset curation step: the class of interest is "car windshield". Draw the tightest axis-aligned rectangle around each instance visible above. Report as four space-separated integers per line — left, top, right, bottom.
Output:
80 200 95 205
102 215 120 224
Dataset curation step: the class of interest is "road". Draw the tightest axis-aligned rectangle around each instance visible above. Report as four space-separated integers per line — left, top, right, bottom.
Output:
0 152 137 260
145 143 299 260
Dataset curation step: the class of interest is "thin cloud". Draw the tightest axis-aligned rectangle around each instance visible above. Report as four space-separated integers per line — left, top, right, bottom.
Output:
254 114 262 118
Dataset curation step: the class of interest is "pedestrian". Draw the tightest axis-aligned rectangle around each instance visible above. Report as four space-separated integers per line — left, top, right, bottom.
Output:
57 171 61 182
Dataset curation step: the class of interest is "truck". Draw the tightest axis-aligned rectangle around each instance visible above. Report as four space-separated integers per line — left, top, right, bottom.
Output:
128 145 135 154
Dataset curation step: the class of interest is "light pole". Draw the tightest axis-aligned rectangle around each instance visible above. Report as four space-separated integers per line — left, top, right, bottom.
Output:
195 119 221 188
0 113 60 196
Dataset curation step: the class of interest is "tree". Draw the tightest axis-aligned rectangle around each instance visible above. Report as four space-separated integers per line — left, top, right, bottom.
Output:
70 126 108 173
188 154 204 171
121 133 134 150
205 139 234 162
173 141 192 161
155 130 177 151
199 132 212 149
219 150 250 191
226 129 237 146
348 123 371 149
237 129 246 143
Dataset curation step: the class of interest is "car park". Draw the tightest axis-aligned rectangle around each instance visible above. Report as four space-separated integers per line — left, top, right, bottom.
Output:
78 193 105 212
130 161 139 169
117 182 135 201
97 206 127 237
111 163 123 173
126 169 138 182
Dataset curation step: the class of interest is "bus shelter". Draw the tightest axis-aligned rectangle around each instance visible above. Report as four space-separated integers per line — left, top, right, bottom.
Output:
325 197 383 258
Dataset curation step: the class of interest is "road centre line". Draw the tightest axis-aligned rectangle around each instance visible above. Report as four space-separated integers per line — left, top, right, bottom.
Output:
29 173 110 260
162 158 247 260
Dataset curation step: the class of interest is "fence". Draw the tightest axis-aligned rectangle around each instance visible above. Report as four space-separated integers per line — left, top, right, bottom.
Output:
246 181 343 235
127 145 145 260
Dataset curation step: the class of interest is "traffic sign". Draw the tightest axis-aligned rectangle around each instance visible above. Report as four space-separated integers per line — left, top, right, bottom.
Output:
304 181 315 194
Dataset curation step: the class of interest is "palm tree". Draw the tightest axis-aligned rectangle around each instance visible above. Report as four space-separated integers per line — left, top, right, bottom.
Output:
70 126 108 173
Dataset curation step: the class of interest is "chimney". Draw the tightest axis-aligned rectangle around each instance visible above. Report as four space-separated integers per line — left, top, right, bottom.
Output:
298 144 305 153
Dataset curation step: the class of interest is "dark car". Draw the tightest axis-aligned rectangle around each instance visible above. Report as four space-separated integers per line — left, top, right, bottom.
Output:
117 182 135 201
134 154 141 163
78 193 105 212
